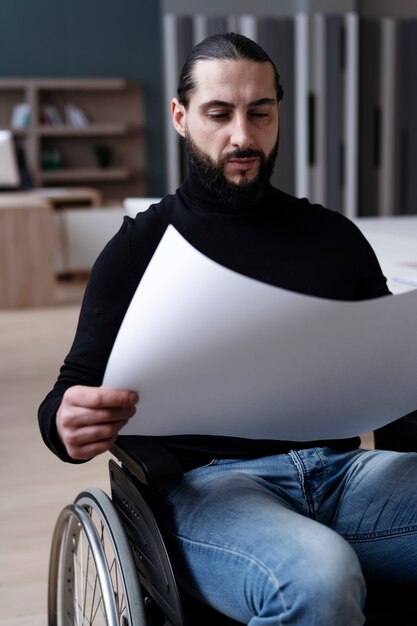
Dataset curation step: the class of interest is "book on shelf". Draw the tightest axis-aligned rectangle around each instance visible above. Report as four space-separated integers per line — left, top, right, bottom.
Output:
10 103 31 129
41 105 63 126
65 103 89 128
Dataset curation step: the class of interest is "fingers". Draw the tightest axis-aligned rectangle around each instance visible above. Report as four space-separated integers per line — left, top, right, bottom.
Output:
56 385 139 461
65 385 139 410
61 418 128 460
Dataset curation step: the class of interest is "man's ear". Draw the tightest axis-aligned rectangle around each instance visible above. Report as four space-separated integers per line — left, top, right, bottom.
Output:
171 98 186 137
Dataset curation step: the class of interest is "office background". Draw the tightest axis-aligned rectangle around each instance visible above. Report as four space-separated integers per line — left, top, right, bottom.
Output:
0 0 165 196
1 0 416 216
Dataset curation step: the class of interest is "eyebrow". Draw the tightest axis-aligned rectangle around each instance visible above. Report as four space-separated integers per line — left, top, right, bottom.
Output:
199 97 277 111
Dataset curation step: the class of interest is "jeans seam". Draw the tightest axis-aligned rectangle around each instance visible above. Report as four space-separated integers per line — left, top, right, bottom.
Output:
342 525 417 542
289 450 314 518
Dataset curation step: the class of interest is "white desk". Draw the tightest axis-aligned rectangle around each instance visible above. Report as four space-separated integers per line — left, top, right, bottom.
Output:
54 198 160 273
54 207 124 273
354 216 417 294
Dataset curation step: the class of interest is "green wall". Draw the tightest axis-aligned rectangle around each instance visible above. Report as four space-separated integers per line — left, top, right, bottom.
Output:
0 0 166 195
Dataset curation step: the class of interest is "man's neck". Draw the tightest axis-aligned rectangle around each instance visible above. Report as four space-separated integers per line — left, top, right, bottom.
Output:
182 168 271 213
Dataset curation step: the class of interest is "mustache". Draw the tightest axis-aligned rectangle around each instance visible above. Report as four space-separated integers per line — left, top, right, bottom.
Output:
224 149 264 161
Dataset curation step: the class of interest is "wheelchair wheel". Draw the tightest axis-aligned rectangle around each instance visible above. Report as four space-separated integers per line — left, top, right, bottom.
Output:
48 487 146 626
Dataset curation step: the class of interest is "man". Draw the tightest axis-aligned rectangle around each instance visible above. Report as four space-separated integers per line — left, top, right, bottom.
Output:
39 33 417 625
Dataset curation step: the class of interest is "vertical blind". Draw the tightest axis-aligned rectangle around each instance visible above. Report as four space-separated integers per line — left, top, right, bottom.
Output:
161 0 417 217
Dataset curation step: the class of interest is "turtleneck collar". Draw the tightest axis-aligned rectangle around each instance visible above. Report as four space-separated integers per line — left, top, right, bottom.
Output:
179 170 273 216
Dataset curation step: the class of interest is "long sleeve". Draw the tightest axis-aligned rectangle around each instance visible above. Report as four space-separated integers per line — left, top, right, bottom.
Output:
38 210 166 461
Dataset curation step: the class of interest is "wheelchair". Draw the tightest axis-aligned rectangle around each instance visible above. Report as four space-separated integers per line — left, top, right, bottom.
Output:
48 435 417 626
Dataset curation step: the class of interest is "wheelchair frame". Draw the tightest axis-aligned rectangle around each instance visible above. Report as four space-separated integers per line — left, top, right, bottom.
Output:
48 437 242 626
47 436 417 626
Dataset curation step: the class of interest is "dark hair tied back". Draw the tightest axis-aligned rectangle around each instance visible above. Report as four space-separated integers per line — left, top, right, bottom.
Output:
177 32 284 107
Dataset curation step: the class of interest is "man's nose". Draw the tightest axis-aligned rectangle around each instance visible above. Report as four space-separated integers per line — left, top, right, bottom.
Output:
230 115 253 149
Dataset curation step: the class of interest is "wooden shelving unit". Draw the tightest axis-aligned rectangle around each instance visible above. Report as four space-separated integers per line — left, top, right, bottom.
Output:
40 167 135 183
0 78 147 203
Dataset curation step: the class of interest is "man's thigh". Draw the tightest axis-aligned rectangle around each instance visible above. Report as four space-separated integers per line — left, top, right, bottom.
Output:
330 448 417 583
154 457 364 624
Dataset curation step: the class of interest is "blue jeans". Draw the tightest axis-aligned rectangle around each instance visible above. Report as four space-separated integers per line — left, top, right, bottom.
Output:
153 447 417 625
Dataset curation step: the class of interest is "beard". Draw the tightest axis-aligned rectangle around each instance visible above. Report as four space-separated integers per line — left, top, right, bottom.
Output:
184 130 279 210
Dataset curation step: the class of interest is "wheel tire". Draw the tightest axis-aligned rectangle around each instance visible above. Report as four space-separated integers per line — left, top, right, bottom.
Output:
48 487 146 626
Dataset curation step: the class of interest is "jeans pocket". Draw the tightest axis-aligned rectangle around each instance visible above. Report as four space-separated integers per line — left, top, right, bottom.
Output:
182 458 218 481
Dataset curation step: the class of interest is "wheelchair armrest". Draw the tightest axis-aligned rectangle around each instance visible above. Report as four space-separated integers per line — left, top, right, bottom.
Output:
111 436 184 485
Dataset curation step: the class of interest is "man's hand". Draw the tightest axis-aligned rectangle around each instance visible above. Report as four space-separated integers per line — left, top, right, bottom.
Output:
56 386 139 461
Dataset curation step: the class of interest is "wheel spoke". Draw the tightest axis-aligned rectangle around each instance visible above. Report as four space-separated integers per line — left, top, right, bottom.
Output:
88 568 99 625
90 587 104 624
70 521 105 625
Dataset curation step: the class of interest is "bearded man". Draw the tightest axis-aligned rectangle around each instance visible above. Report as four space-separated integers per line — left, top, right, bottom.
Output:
39 33 417 626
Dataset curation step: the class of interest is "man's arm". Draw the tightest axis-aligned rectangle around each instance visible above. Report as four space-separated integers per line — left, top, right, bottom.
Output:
38 211 166 462
56 386 139 461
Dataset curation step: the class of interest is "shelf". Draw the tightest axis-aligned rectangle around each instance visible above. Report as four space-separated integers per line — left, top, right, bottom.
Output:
7 127 29 137
40 167 139 183
35 78 132 91
36 123 142 136
0 77 146 201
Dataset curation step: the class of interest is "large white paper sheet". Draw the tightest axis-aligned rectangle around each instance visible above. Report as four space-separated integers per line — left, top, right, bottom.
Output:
103 226 417 441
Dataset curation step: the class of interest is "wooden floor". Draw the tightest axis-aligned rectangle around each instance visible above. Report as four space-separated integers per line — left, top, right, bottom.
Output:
0 287 375 626
0 293 112 626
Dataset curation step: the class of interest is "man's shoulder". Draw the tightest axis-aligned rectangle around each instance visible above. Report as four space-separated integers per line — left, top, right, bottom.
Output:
269 186 347 221
123 194 175 232
267 187 368 247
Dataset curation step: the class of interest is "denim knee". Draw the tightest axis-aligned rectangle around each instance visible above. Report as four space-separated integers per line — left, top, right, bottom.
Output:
168 530 366 626
260 533 366 625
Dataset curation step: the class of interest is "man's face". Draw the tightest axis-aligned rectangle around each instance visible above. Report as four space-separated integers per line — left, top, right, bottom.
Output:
172 58 280 188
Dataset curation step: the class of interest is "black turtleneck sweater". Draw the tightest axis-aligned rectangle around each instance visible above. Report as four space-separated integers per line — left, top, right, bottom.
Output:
38 175 390 469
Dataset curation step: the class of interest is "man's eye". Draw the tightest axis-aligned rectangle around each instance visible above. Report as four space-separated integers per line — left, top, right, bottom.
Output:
206 111 230 120
249 111 270 119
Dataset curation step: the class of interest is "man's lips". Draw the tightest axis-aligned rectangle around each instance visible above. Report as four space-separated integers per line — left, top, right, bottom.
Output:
227 157 259 171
